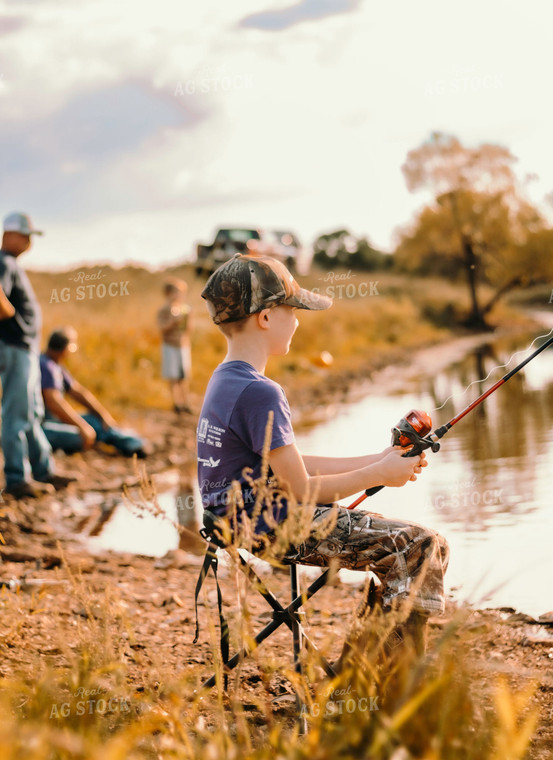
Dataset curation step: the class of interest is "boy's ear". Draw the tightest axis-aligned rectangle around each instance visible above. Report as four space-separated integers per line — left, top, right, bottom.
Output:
256 309 271 330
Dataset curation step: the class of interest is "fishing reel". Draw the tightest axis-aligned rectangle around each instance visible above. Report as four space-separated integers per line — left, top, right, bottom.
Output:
392 409 441 458
361 409 439 499
356 409 441 501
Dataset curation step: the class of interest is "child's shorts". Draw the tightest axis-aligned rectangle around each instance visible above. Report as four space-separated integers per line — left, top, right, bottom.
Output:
162 343 191 380
286 505 450 616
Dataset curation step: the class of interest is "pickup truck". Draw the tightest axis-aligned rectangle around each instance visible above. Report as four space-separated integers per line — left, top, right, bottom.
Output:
195 228 301 275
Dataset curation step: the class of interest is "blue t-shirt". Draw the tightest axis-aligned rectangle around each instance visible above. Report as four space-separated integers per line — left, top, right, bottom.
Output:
0 249 42 350
40 353 74 420
197 361 295 534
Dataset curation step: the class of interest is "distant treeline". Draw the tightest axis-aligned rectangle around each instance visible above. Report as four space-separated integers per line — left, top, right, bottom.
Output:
312 229 393 271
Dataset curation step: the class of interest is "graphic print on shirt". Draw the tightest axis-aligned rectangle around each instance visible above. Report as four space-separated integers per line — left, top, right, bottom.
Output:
198 417 208 442
198 455 221 468
197 416 225 449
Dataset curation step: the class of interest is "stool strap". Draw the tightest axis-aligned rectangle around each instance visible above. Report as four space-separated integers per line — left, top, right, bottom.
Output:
193 543 230 675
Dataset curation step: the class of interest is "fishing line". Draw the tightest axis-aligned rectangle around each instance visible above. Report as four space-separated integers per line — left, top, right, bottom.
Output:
430 326 553 413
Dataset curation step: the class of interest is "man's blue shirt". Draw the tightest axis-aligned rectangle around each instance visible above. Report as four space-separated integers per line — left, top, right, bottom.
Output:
0 249 41 350
39 353 74 421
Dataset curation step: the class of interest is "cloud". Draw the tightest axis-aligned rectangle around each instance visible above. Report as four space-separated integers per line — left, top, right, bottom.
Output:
47 82 192 159
0 15 26 35
0 80 205 217
239 0 361 31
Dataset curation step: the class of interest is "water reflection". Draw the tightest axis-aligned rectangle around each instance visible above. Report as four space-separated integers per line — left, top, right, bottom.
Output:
86 469 204 557
429 337 553 517
297 331 553 617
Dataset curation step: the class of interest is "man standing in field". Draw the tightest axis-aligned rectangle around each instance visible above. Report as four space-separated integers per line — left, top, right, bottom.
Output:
0 212 74 498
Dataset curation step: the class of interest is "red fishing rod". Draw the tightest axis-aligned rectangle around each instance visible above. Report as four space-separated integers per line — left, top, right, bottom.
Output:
347 332 553 509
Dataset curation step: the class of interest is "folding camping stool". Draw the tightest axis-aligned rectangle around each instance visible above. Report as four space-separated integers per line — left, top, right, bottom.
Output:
194 510 337 728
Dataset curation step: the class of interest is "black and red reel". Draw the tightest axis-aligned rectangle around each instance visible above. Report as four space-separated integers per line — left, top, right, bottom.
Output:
391 409 440 457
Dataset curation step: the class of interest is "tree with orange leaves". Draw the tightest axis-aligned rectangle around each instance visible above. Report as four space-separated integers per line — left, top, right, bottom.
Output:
395 132 553 329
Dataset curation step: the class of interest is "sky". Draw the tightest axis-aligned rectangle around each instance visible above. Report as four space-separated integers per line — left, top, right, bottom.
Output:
1 0 553 271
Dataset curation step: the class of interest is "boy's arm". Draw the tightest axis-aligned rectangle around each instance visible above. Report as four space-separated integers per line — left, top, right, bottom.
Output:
270 442 424 505
157 307 176 332
158 316 175 333
302 449 395 475
185 307 193 336
158 313 187 340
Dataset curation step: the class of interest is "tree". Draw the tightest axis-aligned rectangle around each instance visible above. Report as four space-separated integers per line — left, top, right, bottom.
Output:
313 229 391 271
396 132 553 328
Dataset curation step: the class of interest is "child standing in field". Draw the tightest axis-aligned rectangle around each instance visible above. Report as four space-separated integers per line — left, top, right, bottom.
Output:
158 278 193 414
198 253 449 659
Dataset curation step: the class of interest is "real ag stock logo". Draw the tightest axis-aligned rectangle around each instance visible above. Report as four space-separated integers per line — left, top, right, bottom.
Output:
49 686 131 719
312 271 380 300
300 684 379 719
49 270 130 303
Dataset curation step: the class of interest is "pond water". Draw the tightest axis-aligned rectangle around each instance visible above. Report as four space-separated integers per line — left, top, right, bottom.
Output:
88 322 553 618
86 471 202 557
297 325 553 618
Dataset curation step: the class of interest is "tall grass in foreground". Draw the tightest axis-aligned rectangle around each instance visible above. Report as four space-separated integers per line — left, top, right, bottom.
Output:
0 558 538 759
0 461 540 759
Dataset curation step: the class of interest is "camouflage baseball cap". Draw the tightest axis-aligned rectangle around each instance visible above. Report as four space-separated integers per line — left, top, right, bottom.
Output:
202 254 332 324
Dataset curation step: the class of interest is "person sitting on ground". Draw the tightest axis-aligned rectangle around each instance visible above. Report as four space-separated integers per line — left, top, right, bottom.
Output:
157 277 193 414
40 327 147 458
198 253 449 663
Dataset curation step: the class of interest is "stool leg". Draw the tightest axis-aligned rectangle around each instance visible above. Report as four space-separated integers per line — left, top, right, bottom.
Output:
290 564 303 675
290 565 307 734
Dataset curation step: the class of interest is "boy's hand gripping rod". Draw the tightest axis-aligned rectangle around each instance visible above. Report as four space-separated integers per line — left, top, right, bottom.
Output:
347 332 553 510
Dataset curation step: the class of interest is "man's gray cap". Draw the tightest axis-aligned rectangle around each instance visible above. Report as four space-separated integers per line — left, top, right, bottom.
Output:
3 212 43 236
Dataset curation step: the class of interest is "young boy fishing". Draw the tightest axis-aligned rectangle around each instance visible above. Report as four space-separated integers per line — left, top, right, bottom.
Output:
198 253 449 659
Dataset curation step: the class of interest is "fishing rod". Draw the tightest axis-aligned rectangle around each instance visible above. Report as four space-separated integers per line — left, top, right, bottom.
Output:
347 331 553 509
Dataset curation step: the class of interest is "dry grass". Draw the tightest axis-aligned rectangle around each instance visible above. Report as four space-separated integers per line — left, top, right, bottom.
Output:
27 263 530 419
0 548 539 760
0 462 542 759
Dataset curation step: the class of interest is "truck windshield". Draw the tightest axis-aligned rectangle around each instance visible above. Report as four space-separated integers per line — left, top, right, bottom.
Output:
217 229 260 243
